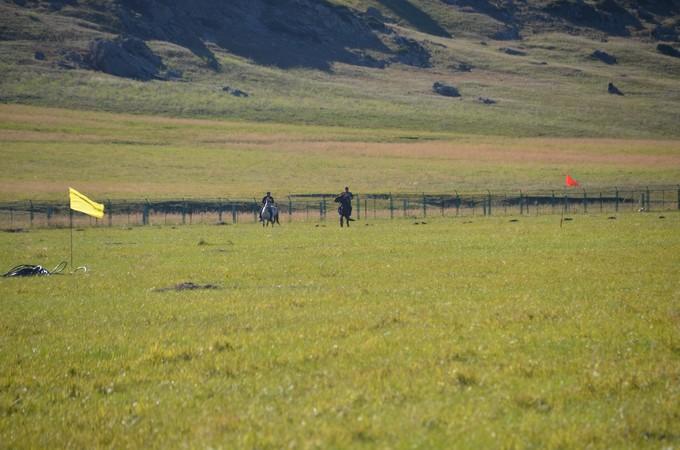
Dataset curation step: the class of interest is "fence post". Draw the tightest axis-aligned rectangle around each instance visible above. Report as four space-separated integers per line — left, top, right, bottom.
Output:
182 199 186 225
677 186 680 210
615 188 619 212
599 191 603 213
142 200 149 225
356 194 360 220
487 191 492 216
455 192 460 216
232 202 237 224
551 191 555 214
218 198 223 223
583 190 587 214
646 187 651 211
389 193 394 219
288 197 292 222
107 200 112 227
364 198 367 220
320 201 323 221
29 201 34 228
422 193 426 218
441 196 445 216
47 207 52 226
520 191 523 215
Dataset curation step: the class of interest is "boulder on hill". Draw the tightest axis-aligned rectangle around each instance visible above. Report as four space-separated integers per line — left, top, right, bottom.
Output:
652 26 678 42
657 43 680 58
88 36 164 81
500 47 526 56
591 50 617 64
57 50 86 70
222 86 249 97
449 62 473 72
433 82 461 97
607 82 624 95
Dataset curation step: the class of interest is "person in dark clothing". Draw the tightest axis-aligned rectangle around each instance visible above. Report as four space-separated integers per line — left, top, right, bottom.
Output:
260 192 274 221
335 186 354 227
262 192 274 206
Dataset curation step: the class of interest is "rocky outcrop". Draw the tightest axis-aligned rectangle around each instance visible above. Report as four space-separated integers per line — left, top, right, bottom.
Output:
657 43 680 58
500 47 527 56
433 82 461 97
652 25 678 42
591 50 617 64
543 0 641 37
477 97 497 104
88 36 164 80
608 82 624 96
116 0 390 71
222 86 249 97
391 36 431 68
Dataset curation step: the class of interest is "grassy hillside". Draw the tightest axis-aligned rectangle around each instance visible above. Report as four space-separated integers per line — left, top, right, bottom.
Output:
1 1 679 137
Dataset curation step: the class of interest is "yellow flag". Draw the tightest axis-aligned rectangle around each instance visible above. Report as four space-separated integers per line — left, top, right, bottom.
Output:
69 188 105 219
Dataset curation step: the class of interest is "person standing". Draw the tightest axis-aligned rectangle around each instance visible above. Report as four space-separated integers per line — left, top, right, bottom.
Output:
335 186 354 226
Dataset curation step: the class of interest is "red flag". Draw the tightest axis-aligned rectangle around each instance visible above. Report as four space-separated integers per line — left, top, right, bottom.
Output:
565 174 580 187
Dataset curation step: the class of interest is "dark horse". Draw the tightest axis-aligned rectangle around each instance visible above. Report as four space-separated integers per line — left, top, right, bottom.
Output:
335 196 353 227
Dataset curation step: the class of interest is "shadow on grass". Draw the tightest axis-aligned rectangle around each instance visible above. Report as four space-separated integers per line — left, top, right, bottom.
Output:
377 0 451 38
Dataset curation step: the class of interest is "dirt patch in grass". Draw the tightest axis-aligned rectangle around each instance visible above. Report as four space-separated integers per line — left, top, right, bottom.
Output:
153 282 220 292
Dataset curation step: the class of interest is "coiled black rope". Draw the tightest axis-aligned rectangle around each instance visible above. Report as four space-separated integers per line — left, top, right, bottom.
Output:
2 261 68 277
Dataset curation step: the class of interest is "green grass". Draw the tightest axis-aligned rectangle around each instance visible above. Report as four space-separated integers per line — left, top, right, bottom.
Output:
1 214 679 448
1 104 679 202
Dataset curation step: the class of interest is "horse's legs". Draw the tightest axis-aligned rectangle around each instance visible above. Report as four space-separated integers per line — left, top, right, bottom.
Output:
346 215 350 227
340 215 343 227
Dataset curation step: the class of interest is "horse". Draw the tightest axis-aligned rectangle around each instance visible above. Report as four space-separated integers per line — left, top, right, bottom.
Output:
335 196 353 227
260 200 280 227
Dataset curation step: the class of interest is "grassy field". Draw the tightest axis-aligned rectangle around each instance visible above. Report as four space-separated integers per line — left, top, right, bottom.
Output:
1 4 679 447
1 104 679 202
0 214 679 448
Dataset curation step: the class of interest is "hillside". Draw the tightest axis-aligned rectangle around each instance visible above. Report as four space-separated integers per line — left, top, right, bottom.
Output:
0 0 679 137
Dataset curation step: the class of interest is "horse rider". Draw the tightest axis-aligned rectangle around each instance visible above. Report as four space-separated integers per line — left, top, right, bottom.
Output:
335 186 354 218
260 191 275 221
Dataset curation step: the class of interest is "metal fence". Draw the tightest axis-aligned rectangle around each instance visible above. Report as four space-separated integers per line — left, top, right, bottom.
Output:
1 186 678 229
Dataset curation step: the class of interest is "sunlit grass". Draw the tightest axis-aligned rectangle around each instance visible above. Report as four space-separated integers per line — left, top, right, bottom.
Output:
1 105 679 201
0 214 678 448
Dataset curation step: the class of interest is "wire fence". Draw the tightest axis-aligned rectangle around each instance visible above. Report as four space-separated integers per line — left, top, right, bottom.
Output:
0 186 678 229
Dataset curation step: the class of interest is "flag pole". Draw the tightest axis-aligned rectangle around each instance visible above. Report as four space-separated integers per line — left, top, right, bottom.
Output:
69 209 73 269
